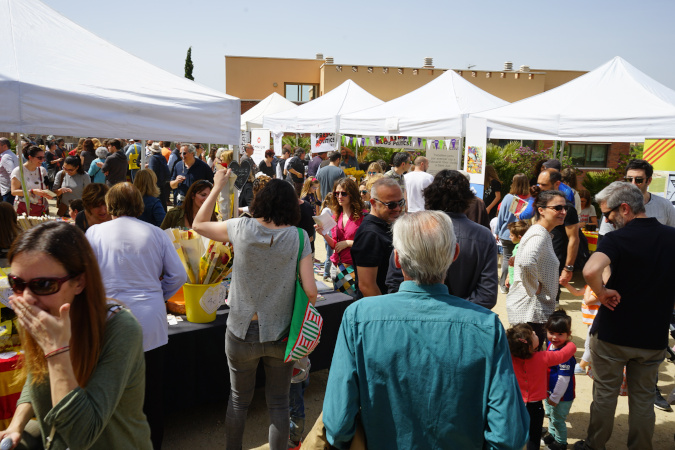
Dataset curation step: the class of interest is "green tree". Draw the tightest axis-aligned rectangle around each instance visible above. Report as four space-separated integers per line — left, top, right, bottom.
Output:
184 47 194 81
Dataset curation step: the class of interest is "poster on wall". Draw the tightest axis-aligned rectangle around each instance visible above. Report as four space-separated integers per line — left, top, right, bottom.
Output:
427 140 460 176
250 129 270 165
311 133 338 153
464 117 487 198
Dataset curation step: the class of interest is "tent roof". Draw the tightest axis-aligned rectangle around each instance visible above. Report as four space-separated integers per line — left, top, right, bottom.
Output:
241 93 297 131
472 56 675 142
0 0 240 143
339 69 508 137
262 80 383 133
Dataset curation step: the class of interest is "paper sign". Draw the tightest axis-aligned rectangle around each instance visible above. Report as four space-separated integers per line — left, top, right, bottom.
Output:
229 160 252 191
464 117 487 186
199 284 227 315
427 146 460 176
251 129 270 165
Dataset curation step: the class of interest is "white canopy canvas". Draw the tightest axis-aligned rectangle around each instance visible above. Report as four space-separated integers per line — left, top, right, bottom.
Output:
1 0 240 143
262 80 383 133
339 69 508 137
472 56 675 142
241 93 297 131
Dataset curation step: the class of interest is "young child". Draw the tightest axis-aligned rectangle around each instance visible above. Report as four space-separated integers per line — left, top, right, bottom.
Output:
300 177 321 215
505 220 530 289
543 309 576 450
319 193 334 282
507 323 577 450
288 357 311 449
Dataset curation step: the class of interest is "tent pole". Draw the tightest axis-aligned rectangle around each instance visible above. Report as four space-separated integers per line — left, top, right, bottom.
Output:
140 139 146 170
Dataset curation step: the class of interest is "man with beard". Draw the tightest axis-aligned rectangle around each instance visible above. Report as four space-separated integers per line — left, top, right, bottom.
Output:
575 181 675 450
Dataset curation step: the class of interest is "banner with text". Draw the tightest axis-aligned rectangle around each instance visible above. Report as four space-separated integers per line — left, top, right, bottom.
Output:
250 129 270 165
464 117 487 198
311 133 338 153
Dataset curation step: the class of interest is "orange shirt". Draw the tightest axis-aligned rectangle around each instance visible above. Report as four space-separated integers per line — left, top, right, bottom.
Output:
161 147 171 162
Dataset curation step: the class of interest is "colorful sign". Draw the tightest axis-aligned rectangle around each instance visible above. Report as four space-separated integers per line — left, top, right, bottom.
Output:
644 139 675 170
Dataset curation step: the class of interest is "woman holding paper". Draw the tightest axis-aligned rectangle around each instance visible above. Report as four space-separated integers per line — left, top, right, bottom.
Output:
193 170 317 450
315 178 366 292
86 182 186 450
496 174 534 294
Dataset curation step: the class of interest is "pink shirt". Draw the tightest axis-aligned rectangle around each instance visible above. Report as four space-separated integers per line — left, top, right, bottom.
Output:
511 342 576 403
330 212 364 266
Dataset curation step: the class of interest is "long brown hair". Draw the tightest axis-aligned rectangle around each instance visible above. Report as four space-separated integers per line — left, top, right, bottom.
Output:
9 222 108 386
182 180 216 227
485 165 500 184
332 178 365 222
509 173 530 196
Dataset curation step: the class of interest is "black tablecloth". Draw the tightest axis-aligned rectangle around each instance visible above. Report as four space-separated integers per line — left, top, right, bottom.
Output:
163 291 353 408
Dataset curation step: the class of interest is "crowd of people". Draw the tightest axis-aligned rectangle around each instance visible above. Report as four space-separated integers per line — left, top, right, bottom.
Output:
1 133 674 450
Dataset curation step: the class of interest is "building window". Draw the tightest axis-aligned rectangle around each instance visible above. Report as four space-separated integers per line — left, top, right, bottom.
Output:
566 143 610 167
285 83 319 102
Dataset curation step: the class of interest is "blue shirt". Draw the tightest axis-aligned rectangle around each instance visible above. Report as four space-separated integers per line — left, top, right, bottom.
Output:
139 195 166 227
170 158 214 200
323 281 529 450
547 343 576 402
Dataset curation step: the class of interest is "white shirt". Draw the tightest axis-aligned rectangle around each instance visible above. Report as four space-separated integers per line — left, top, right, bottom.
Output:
0 149 19 195
87 217 187 351
645 192 675 227
404 170 434 212
10 165 47 206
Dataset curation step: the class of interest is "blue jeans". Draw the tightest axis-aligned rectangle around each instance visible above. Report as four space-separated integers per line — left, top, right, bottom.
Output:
289 376 310 443
544 399 573 444
225 322 294 450
323 241 333 278
1 192 15 205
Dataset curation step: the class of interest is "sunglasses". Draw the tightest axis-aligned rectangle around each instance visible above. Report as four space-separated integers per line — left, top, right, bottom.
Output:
602 204 621 220
333 191 349 197
623 176 645 184
373 198 405 210
543 204 569 212
8 273 79 296
360 190 368 195
368 171 378 176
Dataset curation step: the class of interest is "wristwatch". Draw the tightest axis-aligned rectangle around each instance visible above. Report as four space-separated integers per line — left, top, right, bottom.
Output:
564 265 574 272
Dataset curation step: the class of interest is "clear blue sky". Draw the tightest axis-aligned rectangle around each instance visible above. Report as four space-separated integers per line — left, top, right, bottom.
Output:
42 0 675 93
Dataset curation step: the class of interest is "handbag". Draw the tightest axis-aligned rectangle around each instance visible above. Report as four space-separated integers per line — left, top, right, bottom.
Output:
332 257 357 297
284 227 323 363
16 173 47 216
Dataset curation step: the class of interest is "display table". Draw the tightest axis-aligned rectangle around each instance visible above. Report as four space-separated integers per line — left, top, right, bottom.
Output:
163 291 353 409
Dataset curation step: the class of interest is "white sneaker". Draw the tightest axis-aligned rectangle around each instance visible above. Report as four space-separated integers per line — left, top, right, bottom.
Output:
500 286 508 294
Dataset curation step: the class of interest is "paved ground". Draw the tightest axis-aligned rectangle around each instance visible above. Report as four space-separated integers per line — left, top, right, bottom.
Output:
162 234 675 449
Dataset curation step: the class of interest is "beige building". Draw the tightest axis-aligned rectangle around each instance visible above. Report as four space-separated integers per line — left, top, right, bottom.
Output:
225 55 586 112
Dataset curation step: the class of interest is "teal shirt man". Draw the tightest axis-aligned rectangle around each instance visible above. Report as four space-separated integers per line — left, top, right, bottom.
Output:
323 281 529 449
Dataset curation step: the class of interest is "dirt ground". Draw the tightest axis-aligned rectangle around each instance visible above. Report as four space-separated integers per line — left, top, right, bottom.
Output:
163 234 675 449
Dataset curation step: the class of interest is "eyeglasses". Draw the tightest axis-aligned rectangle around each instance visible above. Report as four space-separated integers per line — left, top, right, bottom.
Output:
373 198 405 210
602 204 621 220
543 204 569 212
624 176 645 184
8 273 79 296
333 191 349 197
360 190 368 195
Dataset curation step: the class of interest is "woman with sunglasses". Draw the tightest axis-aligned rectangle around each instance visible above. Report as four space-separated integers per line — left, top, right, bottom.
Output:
366 162 383 180
160 179 216 229
86 182 186 449
316 178 366 295
506 187 568 348
53 155 91 217
193 171 317 450
1 221 152 449
10 145 53 216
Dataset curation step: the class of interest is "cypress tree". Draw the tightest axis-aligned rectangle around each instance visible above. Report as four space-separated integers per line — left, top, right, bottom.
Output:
185 46 194 80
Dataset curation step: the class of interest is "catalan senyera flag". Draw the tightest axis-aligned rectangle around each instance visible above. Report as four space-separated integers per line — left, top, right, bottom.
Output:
0 353 26 429
644 139 675 170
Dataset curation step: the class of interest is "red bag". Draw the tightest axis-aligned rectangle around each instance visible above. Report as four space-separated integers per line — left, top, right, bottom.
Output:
16 201 47 216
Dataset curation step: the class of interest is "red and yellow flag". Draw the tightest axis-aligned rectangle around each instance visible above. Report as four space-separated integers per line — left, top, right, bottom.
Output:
644 139 675 170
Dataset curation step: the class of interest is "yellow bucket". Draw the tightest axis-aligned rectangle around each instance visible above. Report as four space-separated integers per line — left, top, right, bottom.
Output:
182 283 219 323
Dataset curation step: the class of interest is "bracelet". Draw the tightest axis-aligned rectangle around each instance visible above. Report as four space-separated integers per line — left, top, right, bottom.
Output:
44 346 70 359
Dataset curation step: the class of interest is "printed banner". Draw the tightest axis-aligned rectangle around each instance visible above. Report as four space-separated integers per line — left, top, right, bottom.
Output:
464 117 487 197
311 133 338 152
250 129 270 165
427 144 460 176
644 138 675 171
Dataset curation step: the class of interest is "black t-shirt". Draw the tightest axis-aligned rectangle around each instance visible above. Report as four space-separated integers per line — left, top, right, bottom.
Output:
287 156 305 183
259 161 275 178
590 217 675 349
550 201 579 267
298 200 316 253
483 179 501 219
351 214 392 296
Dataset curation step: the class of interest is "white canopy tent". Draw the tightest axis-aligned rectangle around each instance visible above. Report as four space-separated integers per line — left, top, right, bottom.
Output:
0 0 240 144
472 56 675 142
262 80 383 133
339 69 508 137
241 93 297 131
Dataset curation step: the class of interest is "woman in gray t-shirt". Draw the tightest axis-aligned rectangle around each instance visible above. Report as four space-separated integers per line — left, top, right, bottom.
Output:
193 173 317 450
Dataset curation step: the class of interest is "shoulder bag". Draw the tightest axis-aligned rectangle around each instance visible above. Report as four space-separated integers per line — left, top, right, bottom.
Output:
284 227 323 363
